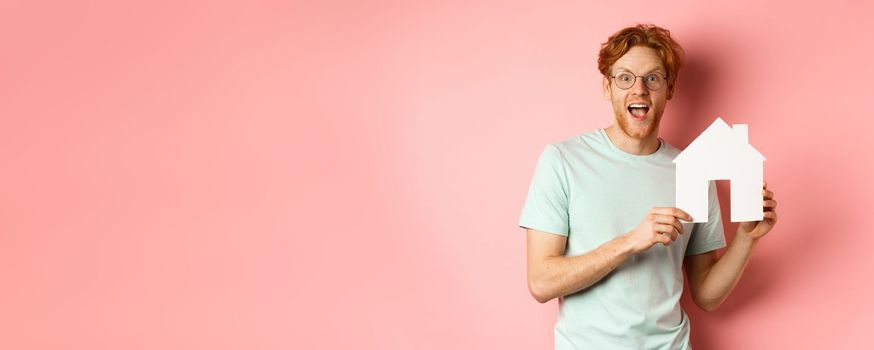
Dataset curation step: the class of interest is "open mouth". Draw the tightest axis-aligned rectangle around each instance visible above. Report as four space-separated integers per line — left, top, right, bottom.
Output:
627 103 650 120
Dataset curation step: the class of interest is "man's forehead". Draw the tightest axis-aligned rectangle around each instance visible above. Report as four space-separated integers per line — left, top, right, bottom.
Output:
612 48 666 73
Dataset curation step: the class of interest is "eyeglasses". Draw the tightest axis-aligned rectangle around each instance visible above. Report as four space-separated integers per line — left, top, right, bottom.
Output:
610 71 669 90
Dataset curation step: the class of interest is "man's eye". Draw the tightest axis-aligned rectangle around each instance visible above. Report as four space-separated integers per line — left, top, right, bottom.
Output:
620 75 633 82
646 75 660 82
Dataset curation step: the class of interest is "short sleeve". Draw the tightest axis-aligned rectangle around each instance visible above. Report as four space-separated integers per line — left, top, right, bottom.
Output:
518 144 571 236
685 180 727 256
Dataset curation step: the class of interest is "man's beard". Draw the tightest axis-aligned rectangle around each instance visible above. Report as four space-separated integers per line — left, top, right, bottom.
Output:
614 108 662 140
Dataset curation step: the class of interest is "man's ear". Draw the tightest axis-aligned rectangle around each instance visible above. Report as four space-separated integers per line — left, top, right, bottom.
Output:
666 83 675 100
602 76 611 101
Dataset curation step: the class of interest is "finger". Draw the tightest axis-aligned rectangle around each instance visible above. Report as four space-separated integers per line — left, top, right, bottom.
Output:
659 233 672 246
763 199 777 210
762 189 774 200
763 181 768 189
656 223 679 237
652 207 692 221
764 211 777 220
654 214 684 234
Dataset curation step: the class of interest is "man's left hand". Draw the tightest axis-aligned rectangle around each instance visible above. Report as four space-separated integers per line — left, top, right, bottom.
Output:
738 182 778 241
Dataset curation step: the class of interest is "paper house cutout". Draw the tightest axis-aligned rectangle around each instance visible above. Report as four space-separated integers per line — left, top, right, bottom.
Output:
673 117 766 223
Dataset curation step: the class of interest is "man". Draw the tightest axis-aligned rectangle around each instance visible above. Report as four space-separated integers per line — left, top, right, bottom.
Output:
519 24 778 349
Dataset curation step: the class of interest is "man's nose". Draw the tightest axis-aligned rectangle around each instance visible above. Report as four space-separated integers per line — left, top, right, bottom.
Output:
630 77 649 95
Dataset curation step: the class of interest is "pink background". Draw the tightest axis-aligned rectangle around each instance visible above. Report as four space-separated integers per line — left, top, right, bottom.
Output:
1 0 873 348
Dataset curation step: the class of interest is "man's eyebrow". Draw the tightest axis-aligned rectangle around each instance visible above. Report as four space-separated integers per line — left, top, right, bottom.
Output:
613 66 667 74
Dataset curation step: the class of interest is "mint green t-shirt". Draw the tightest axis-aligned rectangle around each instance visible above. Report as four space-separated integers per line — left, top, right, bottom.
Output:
519 128 726 350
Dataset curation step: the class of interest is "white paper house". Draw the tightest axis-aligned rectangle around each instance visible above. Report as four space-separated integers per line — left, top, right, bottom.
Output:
673 117 766 223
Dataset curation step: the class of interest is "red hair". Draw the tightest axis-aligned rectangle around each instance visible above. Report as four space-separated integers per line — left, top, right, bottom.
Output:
598 24 685 97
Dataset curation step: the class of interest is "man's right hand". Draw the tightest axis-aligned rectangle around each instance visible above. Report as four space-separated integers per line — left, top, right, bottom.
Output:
624 207 692 254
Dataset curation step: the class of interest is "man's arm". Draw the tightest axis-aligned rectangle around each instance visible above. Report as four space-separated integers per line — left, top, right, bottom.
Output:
526 229 633 303
684 234 757 311
684 183 778 311
526 207 691 303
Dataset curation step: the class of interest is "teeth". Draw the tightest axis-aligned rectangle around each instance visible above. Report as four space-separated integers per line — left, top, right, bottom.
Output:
629 103 648 108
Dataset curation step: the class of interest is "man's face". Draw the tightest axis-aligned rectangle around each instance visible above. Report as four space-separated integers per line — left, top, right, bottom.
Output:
602 46 672 140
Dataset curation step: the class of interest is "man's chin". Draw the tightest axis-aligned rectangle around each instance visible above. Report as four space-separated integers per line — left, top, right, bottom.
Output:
617 115 658 140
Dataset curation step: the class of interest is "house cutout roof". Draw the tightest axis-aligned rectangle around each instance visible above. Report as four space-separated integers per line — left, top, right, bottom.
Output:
672 117 766 164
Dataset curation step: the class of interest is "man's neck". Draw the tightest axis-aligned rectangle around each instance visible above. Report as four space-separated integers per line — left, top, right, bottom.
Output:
604 124 661 155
